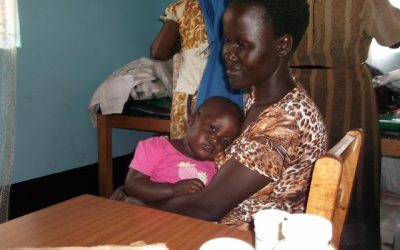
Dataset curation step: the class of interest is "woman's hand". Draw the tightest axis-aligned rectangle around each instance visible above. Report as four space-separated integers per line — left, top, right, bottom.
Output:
146 159 270 222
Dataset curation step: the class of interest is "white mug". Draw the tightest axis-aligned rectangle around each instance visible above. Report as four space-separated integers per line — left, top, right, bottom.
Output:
253 209 289 250
200 237 254 250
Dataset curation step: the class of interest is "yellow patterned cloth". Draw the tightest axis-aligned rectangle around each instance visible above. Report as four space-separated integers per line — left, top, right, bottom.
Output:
163 0 208 139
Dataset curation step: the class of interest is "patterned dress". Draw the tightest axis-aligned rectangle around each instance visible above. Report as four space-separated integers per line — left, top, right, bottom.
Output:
162 0 208 139
216 85 327 230
289 0 400 247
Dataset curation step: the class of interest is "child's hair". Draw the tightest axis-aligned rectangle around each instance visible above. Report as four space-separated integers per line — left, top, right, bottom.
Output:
197 96 245 122
229 0 309 50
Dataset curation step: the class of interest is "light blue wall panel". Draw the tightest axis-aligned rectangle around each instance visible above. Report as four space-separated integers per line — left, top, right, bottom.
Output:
13 0 171 183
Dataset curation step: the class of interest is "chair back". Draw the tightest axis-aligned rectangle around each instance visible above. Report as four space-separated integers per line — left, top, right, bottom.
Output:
306 129 364 249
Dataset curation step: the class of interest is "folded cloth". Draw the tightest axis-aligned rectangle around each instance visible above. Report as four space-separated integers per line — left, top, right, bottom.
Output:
372 68 400 87
2 242 168 250
88 57 173 127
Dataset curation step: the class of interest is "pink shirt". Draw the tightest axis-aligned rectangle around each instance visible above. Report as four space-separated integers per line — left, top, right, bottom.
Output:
130 136 217 185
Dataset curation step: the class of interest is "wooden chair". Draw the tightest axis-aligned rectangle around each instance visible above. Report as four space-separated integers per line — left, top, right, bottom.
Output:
97 109 170 198
306 129 364 249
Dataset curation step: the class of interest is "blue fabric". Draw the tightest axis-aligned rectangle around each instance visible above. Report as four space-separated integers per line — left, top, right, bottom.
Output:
196 0 243 109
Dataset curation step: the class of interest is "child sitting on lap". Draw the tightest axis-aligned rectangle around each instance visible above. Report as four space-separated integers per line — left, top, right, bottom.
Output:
111 96 244 202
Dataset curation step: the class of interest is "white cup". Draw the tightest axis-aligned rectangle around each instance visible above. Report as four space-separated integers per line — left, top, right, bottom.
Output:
253 209 290 250
200 237 254 250
279 213 333 250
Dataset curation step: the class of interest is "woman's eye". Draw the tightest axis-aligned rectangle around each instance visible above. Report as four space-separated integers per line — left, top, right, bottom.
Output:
238 42 247 49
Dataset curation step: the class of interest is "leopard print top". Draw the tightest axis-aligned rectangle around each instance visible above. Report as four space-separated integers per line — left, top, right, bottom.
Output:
216 85 328 230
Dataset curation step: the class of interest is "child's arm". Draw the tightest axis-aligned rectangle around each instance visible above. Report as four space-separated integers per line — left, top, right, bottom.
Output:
123 169 205 202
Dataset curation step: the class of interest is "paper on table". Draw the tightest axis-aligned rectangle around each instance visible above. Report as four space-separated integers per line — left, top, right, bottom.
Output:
1 241 168 250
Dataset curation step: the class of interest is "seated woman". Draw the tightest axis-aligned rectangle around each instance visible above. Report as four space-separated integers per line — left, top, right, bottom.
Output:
131 0 328 230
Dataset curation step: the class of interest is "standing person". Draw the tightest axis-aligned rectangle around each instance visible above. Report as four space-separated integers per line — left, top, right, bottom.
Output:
128 0 328 231
111 96 244 202
151 0 243 140
289 1 400 248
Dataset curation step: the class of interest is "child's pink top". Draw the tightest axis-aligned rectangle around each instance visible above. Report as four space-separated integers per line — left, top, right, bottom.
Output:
130 136 217 185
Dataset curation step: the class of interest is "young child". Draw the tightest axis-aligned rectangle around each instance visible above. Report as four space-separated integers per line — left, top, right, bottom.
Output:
111 96 244 202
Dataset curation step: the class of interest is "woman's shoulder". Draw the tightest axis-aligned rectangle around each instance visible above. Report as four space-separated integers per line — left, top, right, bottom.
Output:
283 85 322 115
283 86 327 141
270 86 326 135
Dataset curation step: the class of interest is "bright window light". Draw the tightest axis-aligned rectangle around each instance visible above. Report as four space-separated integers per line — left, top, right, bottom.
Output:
0 0 20 49
389 0 400 9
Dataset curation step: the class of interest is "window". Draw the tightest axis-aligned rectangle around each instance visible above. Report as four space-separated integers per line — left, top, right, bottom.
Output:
389 0 400 9
0 0 20 49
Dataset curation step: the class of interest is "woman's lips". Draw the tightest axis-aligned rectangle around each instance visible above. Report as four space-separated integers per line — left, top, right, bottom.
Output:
226 66 241 76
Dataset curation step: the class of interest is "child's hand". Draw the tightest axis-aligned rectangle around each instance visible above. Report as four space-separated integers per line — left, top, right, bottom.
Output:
173 179 205 196
110 186 127 201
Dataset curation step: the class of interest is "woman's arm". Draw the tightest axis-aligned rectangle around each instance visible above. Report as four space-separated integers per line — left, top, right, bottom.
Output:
151 20 180 60
145 158 270 222
124 169 205 201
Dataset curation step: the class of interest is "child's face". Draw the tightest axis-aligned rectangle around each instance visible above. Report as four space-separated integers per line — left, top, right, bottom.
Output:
186 105 242 161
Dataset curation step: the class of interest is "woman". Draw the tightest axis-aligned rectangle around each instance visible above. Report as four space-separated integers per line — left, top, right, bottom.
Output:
137 0 327 230
290 1 400 248
151 0 242 140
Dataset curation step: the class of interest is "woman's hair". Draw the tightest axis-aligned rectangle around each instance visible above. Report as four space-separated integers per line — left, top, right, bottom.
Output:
229 0 309 50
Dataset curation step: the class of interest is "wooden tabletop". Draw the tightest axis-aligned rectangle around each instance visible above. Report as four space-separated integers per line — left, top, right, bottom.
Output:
0 194 253 249
381 137 400 157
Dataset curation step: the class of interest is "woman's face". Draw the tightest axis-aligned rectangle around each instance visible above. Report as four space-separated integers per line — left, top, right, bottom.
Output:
222 3 279 90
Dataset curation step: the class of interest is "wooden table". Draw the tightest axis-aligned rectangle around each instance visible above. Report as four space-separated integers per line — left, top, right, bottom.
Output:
381 137 400 158
0 194 253 249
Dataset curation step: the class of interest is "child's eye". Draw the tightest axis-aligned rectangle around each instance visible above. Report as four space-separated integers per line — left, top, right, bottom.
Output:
209 124 216 132
223 139 230 147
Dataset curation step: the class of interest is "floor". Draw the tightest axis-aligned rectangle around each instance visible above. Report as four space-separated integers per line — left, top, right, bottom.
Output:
380 156 400 250
381 190 400 250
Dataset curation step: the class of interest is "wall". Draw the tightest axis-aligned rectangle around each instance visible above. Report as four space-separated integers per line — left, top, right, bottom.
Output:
13 0 172 183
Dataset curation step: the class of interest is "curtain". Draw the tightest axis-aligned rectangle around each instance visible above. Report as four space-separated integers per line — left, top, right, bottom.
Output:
0 0 18 223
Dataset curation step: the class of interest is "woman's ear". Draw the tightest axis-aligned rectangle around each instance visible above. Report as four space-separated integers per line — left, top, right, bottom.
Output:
276 34 293 57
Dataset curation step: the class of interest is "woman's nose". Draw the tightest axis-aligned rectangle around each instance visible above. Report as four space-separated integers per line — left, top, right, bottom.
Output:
223 44 238 62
